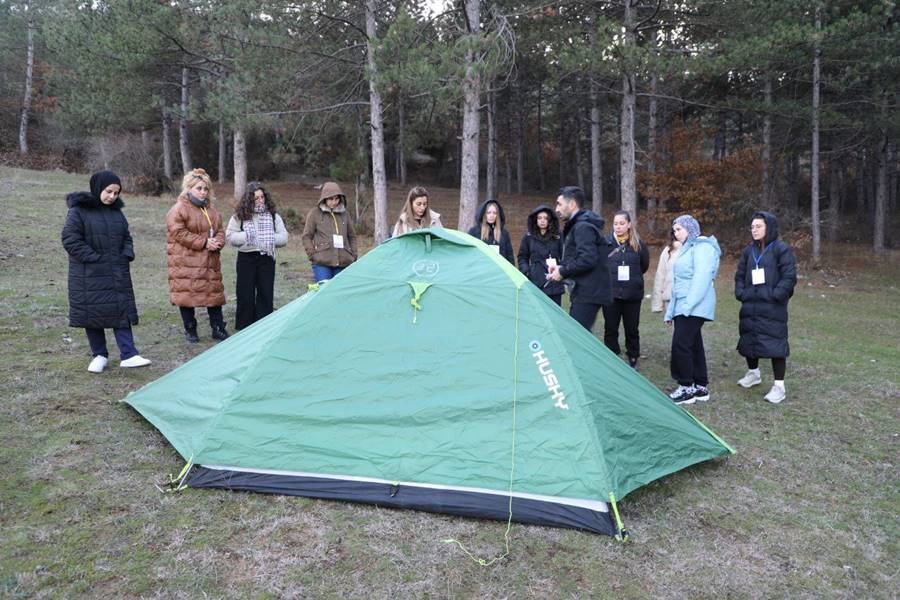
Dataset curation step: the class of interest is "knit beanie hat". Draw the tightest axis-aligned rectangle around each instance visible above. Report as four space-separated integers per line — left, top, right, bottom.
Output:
89 171 122 200
673 214 700 239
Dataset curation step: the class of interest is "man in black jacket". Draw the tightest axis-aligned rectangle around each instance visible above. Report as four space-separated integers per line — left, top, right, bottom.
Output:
547 186 612 331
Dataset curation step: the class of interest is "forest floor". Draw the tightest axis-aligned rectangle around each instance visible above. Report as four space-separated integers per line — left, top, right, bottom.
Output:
1 167 898 598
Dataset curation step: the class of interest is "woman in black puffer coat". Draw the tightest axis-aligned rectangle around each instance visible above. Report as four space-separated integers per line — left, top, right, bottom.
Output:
602 210 650 368
517 205 565 305
62 171 150 373
734 211 796 404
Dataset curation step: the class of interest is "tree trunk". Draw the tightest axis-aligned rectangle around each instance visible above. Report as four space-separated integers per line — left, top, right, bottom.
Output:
827 157 841 243
397 97 407 185
714 111 726 161
536 83 545 191
856 148 866 220
457 0 481 232
646 72 658 231
233 128 247 202
18 14 35 156
810 4 822 264
874 103 888 254
762 75 773 208
505 107 513 195
141 127 152 154
590 80 603 215
218 122 227 184
516 103 525 194
575 114 585 190
162 108 173 181
179 66 193 174
486 89 498 200
786 152 799 220
558 117 566 186
365 0 389 243
619 0 637 216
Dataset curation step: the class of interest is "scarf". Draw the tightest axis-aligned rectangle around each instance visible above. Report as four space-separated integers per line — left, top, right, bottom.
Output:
187 192 209 208
245 204 276 257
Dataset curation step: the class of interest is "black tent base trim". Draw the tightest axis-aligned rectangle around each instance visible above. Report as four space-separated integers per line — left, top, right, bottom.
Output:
188 466 617 536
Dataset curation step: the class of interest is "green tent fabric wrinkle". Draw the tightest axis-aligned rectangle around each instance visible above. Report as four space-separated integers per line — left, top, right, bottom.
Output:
124 227 733 535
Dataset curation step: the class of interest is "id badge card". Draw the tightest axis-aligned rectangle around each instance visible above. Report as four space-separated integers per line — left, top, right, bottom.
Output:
618 265 630 281
332 234 345 249
751 268 765 285
546 257 557 269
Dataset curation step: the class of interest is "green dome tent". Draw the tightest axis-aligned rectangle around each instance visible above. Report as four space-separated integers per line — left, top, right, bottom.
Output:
124 228 733 536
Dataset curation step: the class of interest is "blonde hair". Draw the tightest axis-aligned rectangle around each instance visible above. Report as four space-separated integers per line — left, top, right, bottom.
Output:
180 168 216 201
614 210 642 252
400 186 432 230
480 201 502 243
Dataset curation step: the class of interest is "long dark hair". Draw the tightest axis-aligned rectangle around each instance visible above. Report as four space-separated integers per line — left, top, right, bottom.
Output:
236 182 276 221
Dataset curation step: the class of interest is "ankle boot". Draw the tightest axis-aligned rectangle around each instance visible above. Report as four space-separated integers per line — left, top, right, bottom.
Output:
211 324 230 341
184 323 199 343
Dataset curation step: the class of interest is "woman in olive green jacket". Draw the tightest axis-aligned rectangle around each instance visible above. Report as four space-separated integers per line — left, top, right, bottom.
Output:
301 181 357 282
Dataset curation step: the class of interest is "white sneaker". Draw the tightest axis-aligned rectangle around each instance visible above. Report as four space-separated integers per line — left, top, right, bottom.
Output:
737 369 762 388
120 355 151 368
764 384 785 404
87 355 108 373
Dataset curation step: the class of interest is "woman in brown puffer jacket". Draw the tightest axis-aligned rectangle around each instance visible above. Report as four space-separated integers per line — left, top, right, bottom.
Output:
166 168 229 343
302 181 357 282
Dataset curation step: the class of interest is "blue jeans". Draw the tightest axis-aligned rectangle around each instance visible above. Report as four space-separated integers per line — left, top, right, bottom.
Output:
312 264 344 282
85 327 138 360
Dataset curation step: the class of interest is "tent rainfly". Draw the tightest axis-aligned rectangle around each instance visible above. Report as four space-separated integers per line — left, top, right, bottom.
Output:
124 228 734 537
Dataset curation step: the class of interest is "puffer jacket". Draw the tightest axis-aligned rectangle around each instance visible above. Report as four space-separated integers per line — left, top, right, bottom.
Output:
516 204 564 296
302 182 357 267
606 235 650 301
467 200 515 264
559 209 612 305
735 211 797 358
665 235 721 322
166 193 226 307
62 192 139 328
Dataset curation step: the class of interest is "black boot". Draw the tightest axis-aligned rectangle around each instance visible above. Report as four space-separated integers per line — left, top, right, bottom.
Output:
628 356 639 370
184 323 199 343
211 324 230 341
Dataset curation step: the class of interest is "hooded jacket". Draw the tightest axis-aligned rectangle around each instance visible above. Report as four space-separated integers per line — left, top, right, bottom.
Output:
516 205 564 296
664 235 721 322
559 209 612 305
62 191 139 329
606 234 650 301
166 192 226 308
735 211 797 358
302 182 357 268
467 200 514 264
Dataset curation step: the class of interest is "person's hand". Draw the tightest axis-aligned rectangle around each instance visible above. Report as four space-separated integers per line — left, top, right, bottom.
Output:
206 237 223 251
547 265 563 282
665 320 673 328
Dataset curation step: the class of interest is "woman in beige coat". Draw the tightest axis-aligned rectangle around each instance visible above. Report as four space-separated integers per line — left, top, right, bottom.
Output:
166 168 228 342
302 181 357 282
650 233 682 315
392 186 442 237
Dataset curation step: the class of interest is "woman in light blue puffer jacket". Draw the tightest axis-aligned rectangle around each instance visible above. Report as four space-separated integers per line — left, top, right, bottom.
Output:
664 215 721 405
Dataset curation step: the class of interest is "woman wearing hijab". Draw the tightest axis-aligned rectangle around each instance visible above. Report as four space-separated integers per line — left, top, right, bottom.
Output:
467 199 514 264
226 182 289 330
166 168 229 343
664 215 721 405
62 171 151 372
734 211 797 404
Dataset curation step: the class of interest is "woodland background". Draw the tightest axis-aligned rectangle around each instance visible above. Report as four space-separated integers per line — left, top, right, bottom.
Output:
1 0 898 255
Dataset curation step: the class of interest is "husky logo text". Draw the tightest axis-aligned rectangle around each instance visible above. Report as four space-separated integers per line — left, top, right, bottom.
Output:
529 340 568 410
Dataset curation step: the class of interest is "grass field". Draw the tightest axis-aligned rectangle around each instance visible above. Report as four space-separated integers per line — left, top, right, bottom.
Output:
1 166 897 599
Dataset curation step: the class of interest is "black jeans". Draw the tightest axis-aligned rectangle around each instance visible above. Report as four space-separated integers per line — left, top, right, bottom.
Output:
670 315 709 387
747 357 787 380
235 252 276 330
602 298 642 359
570 303 602 332
179 306 224 329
